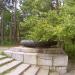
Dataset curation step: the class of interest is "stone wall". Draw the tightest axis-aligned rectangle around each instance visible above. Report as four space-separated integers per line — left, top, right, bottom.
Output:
4 48 68 74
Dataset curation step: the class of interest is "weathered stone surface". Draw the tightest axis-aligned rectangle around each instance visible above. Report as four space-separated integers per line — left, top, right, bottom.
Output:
0 58 13 65
6 46 39 53
37 69 49 75
6 64 30 75
20 47 39 53
53 54 68 66
23 65 40 75
0 61 22 74
39 48 64 54
12 52 24 61
4 51 12 57
24 53 38 64
37 53 52 66
38 58 52 66
38 53 52 59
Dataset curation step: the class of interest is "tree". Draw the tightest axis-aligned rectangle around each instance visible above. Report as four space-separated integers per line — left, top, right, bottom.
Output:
20 0 75 42
20 0 62 41
0 0 5 44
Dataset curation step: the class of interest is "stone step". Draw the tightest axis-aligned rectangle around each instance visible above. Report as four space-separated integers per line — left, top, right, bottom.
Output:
6 64 31 75
0 58 13 66
23 65 40 75
0 55 6 59
37 69 49 75
0 60 22 74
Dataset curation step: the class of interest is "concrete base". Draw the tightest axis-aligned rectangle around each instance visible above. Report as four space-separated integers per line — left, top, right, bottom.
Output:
4 47 68 74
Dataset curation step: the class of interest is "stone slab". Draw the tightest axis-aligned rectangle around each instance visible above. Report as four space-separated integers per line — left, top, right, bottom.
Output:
4 51 13 57
7 46 39 53
38 58 52 66
0 58 13 65
37 53 52 66
24 53 38 64
53 55 68 66
12 52 24 61
38 53 52 60
37 69 49 75
6 64 30 75
0 61 22 74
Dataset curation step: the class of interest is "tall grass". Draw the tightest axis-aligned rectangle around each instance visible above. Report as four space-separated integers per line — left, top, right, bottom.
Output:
64 41 75 60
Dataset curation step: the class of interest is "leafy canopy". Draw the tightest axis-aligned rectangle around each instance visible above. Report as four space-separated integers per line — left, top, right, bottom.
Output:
20 0 75 41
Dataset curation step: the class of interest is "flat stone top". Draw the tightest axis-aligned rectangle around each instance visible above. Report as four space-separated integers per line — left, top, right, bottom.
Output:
7 46 65 54
4 50 38 55
38 53 67 56
8 46 39 51
4 50 67 57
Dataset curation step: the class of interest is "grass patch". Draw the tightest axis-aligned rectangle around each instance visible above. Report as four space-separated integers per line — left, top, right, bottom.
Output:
0 50 5 55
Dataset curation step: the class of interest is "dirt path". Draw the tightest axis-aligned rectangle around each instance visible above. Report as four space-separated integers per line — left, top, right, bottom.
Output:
0 47 11 51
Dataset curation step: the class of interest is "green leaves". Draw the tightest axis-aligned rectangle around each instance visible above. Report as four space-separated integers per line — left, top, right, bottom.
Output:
21 0 51 15
20 0 75 42
27 18 55 41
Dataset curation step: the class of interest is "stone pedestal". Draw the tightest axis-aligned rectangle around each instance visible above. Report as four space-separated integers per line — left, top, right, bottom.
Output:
4 47 68 74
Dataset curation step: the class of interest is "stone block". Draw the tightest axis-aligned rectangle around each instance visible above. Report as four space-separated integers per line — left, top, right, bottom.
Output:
38 53 52 59
38 58 52 66
12 52 24 61
24 53 38 64
53 54 68 66
37 54 52 66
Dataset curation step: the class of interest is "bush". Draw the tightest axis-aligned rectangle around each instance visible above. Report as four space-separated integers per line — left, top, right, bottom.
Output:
20 11 65 42
64 41 75 59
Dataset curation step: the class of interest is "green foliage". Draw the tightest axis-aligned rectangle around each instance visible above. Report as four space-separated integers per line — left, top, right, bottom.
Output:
20 0 75 42
3 10 11 22
64 41 75 59
0 50 4 55
22 0 51 15
26 18 55 41
20 11 64 41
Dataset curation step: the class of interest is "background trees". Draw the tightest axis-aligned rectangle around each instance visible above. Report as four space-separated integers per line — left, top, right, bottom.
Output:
0 0 21 45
